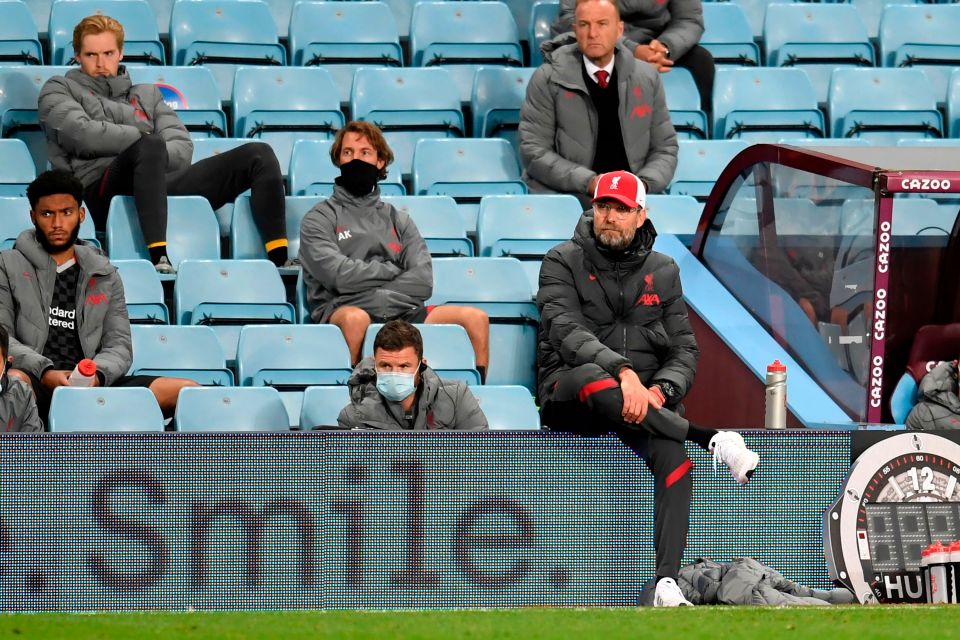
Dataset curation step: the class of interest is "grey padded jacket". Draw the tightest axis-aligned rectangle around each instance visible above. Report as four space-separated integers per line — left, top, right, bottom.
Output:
519 37 678 197
552 0 706 61
906 361 960 430
299 184 433 323
0 378 42 432
338 357 488 431
0 231 132 385
38 66 193 188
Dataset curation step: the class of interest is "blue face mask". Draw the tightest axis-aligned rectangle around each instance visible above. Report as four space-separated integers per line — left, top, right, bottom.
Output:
376 370 417 402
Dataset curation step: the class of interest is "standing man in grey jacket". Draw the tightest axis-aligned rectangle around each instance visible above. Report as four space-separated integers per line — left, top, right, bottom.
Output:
520 0 678 208
38 14 289 273
337 321 487 431
0 171 197 422
299 121 489 374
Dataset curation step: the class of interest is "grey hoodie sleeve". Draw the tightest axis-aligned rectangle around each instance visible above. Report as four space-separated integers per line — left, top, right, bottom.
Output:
299 204 402 296
453 384 489 430
38 76 143 159
92 271 133 385
0 255 52 378
519 66 597 195
9 380 42 433
652 0 705 61
143 85 193 172
382 209 433 301
636 75 678 194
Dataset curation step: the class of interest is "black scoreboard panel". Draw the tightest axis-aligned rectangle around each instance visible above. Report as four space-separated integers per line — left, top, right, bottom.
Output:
864 503 960 573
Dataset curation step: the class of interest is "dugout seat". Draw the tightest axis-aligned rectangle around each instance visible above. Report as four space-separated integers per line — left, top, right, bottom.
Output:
130 66 227 138
299 385 351 430
662 68 708 141
471 385 541 430
713 68 824 141
0 0 43 65
48 387 164 432
668 140 750 201
49 0 163 65
701 3 759 67
175 387 291 432
113 259 170 324
0 139 36 196
129 325 234 385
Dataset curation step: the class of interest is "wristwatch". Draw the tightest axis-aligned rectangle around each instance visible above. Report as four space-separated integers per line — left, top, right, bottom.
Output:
654 380 680 403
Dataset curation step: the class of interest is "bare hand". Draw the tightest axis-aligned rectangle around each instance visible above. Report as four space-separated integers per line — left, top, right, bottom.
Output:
634 41 674 72
619 369 662 424
40 369 71 390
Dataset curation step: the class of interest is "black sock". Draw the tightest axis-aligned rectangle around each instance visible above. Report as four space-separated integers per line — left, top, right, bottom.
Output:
148 244 168 264
477 365 487 384
267 245 288 267
686 423 718 451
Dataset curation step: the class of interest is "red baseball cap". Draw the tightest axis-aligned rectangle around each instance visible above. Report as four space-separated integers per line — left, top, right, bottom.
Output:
592 171 646 209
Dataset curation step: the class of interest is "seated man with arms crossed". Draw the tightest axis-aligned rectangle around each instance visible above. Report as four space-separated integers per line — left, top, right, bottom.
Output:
0 171 197 422
299 121 489 378
338 320 488 431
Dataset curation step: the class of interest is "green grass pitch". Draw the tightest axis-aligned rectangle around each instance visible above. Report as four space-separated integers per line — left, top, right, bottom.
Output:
2 607 960 640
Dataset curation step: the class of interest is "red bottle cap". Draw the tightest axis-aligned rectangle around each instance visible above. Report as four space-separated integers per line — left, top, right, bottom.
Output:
949 541 960 553
77 359 97 377
930 542 949 554
768 359 787 373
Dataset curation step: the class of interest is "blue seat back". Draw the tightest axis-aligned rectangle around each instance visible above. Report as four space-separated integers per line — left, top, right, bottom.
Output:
0 138 35 196
106 196 221 268
949 69 960 137
645 194 703 246
471 385 541 430
828 68 942 142
49 0 163 65
0 65 71 172
382 195 473 256
412 138 525 195
853 0 918 41
232 66 344 140
879 4 960 102
48 387 164 432
0 1 43 64
471 66 534 143
288 139 406 196
361 323 480 384
529 0 559 67
174 259 292 325
477 194 582 257
669 140 750 200
129 66 227 138
300 385 351 430
701 3 760 66
175 387 290 432
662 67 707 140
0 196 97 249
129 324 233 385
231 195 313 260
113 259 170 324
713 67 824 140
410 1 522 68
351 67 464 132
237 324 352 386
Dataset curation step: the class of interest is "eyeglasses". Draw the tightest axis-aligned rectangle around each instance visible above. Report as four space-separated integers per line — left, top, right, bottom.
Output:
593 202 641 218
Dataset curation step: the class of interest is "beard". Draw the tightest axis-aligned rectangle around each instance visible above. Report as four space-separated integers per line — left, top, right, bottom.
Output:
596 226 637 251
35 224 80 255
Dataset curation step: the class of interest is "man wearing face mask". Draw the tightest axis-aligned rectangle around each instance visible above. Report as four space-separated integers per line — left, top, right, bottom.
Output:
337 320 488 430
537 170 758 606
299 121 490 373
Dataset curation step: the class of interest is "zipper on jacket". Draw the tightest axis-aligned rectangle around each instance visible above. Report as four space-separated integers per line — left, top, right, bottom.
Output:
615 266 627 358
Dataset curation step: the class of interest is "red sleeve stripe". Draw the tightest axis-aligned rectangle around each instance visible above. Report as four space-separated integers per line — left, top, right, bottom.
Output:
665 459 693 488
577 378 619 402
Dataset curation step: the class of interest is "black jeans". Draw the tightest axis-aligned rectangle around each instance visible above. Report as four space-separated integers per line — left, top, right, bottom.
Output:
540 363 693 580
673 45 715 115
84 135 286 248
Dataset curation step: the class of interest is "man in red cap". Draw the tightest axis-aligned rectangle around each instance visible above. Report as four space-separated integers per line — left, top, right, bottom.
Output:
536 170 759 607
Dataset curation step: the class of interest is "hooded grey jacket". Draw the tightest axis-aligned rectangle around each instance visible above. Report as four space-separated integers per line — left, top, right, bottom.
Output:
299 184 433 323
0 230 132 385
338 357 488 430
0 378 42 432
552 0 705 61
906 361 960 430
38 67 193 188
519 38 678 197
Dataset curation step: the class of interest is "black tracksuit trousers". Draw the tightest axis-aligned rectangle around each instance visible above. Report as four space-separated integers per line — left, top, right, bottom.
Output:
540 363 693 580
83 134 286 248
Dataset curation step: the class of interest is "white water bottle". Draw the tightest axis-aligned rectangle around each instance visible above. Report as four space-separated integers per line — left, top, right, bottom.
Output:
929 541 951 604
68 359 97 387
764 360 787 429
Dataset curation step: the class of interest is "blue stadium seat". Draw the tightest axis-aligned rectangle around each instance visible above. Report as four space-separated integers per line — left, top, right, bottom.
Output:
299 385 351 430
129 66 227 138
0 139 35 196
147 0 172 37
662 67 708 140
713 68 824 141
26 0 52 38
896 138 960 149
174 259 295 362
236 324 353 427
351 67 464 177
170 0 286 102
361 323 481 384
0 0 43 65
889 374 917 425
175 386 290 432
477 193 581 292
48 387 164 432
891 198 953 237
106 196 221 272
266 0 295 39
0 65 70 173
701 3 759 67
230 195 313 262
645 194 702 247
113 259 170 324
129 324 234 384
729 0 770 40
231 66 344 178
412 138 526 231
289 1 403 105
764 4 875 104
946 70 960 137
288 139 405 197
853 0 918 41
0 196 98 249
471 385 541 430
668 140 750 200
529 0 558 67
410 1 524 102
828 68 943 144
295 267 310 323
49 0 163 65
428 257 538 389
879 4 960 105
382 195 473 257
471 66 535 149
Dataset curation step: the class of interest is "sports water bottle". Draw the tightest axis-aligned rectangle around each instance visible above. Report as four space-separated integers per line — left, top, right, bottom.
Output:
948 540 960 604
68 359 97 387
922 547 932 603
929 542 951 604
764 360 787 429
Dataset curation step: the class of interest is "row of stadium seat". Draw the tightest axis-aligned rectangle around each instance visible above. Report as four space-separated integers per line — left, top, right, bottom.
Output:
46 384 542 432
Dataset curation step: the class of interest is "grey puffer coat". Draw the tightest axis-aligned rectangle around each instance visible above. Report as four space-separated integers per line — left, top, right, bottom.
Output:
906 361 960 430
